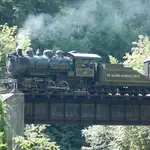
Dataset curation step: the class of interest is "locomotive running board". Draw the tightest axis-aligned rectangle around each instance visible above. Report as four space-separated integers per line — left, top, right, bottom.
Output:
25 95 150 125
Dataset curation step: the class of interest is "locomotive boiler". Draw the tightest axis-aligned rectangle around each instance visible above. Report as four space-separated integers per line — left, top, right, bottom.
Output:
5 47 150 97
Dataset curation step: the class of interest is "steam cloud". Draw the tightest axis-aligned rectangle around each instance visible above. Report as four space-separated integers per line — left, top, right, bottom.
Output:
19 0 150 41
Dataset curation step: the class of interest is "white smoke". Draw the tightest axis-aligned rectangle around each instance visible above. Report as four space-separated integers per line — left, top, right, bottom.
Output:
19 0 150 40
19 0 97 39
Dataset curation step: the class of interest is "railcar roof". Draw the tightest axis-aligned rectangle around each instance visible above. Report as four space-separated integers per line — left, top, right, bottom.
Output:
68 52 102 59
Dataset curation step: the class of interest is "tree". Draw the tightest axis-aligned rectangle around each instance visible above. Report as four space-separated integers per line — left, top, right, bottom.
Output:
123 35 150 73
0 97 7 150
46 125 85 150
82 126 114 150
82 125 150 150
1 0 150 60
108 55 119 64
0 24 31 75
0 1 14 26
13 125 59 150
0 0 68 27
110 126 150 150
0 132 7 150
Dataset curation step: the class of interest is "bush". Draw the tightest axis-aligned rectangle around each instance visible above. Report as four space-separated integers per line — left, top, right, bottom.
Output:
0 97 7 150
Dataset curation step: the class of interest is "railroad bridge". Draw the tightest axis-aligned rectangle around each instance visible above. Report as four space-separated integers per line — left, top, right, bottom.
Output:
2 90 150 150
24 94 150 125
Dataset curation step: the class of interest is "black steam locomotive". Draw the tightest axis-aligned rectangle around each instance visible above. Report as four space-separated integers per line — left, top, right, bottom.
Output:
4 46 150 97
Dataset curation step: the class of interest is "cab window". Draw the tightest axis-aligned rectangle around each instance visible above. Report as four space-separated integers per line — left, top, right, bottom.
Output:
81 59 94 69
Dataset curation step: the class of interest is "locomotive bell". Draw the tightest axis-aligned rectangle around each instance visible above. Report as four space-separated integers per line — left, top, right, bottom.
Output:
144 57 150 78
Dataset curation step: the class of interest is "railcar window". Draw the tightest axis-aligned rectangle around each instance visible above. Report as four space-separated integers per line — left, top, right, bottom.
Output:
75 59 95 69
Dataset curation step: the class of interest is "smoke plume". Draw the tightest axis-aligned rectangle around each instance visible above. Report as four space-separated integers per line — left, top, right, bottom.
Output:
19 0 150 41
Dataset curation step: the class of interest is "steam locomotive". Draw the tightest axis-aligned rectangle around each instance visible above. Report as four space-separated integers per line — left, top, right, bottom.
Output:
4 46 150 97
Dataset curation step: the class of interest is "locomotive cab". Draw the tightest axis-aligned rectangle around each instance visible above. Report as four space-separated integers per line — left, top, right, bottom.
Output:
67 52 102 78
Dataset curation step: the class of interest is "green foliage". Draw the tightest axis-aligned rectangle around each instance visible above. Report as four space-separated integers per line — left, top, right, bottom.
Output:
84 0 146 60
110 126 150 150
46 125 85 150
109 35 150 72
0 24 17 61
0 24 31 75
31 36 91 54
1 0 148 60
0 98 6 132
0 133 7 150
13 125 59 150
0 24 31 54
82 126 150 150
108 55 119 64
82 126 114 150
123 35 150 73
0 97 7 150
0 0 68 27
1 1 150 150
53 38 92 53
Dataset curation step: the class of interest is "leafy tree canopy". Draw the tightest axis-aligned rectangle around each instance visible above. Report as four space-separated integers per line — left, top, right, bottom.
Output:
0 97 7 150
13 125 59 150
0 24 31 75
123 35 150 73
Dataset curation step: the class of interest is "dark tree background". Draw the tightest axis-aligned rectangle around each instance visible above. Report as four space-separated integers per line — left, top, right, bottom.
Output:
1 0 150 149
1 0 149 60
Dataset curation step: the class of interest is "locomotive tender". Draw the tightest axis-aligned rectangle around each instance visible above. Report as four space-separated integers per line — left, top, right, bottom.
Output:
5 47 150 97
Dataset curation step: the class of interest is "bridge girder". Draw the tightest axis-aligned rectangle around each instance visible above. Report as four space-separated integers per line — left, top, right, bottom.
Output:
25 95 150 125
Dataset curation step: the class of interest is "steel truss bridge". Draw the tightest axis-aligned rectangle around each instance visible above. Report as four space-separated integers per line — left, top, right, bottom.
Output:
24 94 150 125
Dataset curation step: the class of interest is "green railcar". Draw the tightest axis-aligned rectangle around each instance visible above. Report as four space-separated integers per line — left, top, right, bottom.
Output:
94 63 150 95
97 64 150 86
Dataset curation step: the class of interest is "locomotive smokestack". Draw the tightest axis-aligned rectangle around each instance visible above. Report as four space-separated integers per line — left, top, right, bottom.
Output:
16 45 23 56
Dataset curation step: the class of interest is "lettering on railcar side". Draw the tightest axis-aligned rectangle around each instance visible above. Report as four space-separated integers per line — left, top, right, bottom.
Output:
106 74 141 78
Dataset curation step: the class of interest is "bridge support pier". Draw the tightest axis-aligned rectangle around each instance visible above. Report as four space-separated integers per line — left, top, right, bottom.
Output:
1 92 24 150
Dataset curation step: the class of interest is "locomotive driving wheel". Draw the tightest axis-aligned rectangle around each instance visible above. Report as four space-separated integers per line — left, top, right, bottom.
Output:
47 79 56 94
57 80 69 92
